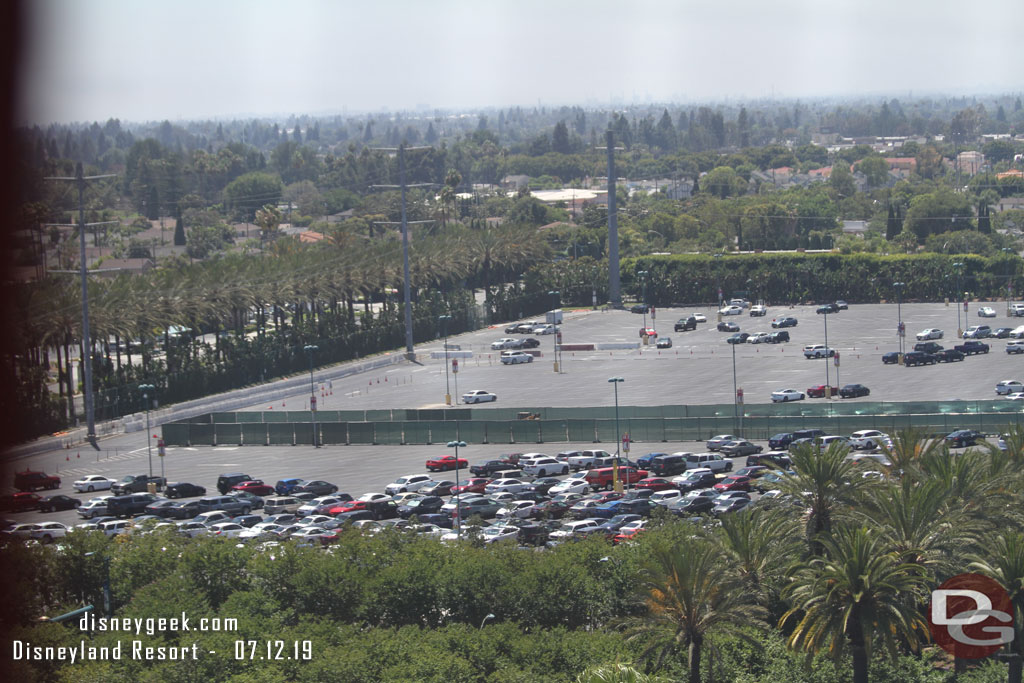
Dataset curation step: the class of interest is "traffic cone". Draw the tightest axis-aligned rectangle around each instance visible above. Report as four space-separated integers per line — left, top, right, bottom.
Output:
76 453 79 458
66 455 69 461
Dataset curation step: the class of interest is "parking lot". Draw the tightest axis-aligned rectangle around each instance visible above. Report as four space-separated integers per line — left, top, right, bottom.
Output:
3 300 1022 530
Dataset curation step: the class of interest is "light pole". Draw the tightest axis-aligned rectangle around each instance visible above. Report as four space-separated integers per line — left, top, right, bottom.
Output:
139 384 155 478
713 254 724 310
447 439 466 539
953 262 964 336
894 281 905 359
304 345 319 448
731 340 740 432
548 291 560 373
822 311 832 397
608 377 624 492
439 315 452 405
480 613 495 629
1002 248 1015 313
637 271 648 330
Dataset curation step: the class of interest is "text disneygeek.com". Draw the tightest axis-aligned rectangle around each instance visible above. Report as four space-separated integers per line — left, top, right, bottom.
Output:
10 611 313 662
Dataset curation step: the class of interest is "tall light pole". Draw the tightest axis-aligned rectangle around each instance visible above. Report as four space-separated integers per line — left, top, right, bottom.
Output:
822 310 832 397
304 345 319 448
139 384 155 478
608 377 624 492
894 281 905 360
447 439 466 539
714 254 724 310
1002 248 1015 314
731 341 740 432
548 290 560 373
637 271 648 330
953 262 964 336
439 315 452 405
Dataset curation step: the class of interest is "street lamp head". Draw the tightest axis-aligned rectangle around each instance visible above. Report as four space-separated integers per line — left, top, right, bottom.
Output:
438 314 451 322
447 440 467 448
304 345 318 353
607 377 624 384
139 383 154 393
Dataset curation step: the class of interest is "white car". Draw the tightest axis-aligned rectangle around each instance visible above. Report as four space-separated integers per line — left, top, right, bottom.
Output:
547 519 601 543
480 525 520 544
297 496 348 516
1007 341 1024 354
389 491 423 505
520 457 569 476
496 500 537 519
1006 393 1024 401
384 474 434 495
358 492 390 502
803 344 835 358
849 430 890 450
705 435 737 451
771 388 805 403
693 313 707 323
749 304 767 317
77 499 110 519
30 522 69 543
532 324 557 335
73 475 116 493
995 380 1024 395
490 338 518 350
208 522 247 538
979 306 997 318
650 489 684 506
484 478 531 495
718 305 744 316
462 390 497 404
500 351 533 364
1010 325 1024 338
916 328 943 340
548 478 590 496
747 332 771 344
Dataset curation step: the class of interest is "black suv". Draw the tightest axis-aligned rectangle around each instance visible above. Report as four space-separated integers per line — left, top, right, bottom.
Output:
882 351 900 364
217 473 253 495
936 349 965 362
913 341 943 354
165 482 206 498
767 330 790 343
674 317 697 332
107 493 160 517
903 351 937 366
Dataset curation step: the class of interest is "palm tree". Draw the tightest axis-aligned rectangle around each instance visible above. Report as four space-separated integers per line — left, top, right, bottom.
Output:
713 507 800 606
781 525 929 683
775 441 864 553
623 536 766 683
574 663 672 683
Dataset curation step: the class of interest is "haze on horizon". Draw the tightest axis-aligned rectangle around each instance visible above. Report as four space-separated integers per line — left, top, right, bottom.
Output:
18 0 1024 126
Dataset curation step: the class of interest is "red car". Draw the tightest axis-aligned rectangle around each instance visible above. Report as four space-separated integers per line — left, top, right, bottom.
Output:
635 477 676 492
613 524 646 544
806 385 840 399
232 480 275 496
426 454 468 472
591 490 623 504
0 492 43 512
713 475 752 492
449 478 490 495
327 500 369 516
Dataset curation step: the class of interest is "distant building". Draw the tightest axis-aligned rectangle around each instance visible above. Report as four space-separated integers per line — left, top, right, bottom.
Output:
501 175 531 191
957 150 985 176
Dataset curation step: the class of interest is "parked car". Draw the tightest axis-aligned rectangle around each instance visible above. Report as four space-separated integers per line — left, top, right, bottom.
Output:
916 328 944 340
718 305 744 316
953 340 990 355
995 380 1024 395
384 474 434 495
165 482 208 498
630 303 649 314
913 341 944 354
767 330 790 343
963 325 992 338
1006 341 1024 354
671 468 718 491
76 499 110 519
713 475 752 492
805 385 839 399
803 344 835 358
882 351 900 364
231 480 275 496
979 306 997 318
771 388 805 403
500 351 534 364
426 454 468 472
945 430 985 448
111 474 165 495
685 453 732 472
655 337 673 349
726 333 749 344
216 473 252 495
716 321 739 332
292 480 339 496
490 338 518 350
718 441 762 457
674 317 697 332
903 351 937 366
747 332 772 344
14 471 61 492
849 430 890 450
0 492 43 512
839 383 870 398
706 435 738 451
462 390 497 404
73 475 115 493
771 317 798 328
994 327 1014 339
749 304 767 317
936 349 965 362
38 495 81 512
816 303 839 314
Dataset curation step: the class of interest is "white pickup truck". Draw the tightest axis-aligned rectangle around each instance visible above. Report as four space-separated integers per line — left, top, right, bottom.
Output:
567 449 616 472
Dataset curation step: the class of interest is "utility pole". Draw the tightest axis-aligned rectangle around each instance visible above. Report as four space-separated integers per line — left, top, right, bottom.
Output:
598 131 625 308
372 143 433 361
46 163 116 449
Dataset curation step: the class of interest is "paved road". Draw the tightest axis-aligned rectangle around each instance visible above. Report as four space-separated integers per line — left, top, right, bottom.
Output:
4 301 1020 530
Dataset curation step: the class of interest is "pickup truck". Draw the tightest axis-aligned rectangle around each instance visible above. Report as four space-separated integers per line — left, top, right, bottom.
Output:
111 474 167 495
954 340 990 355
584 466 649 491
567 449 615 471
13 470 61 492
470 460 514 477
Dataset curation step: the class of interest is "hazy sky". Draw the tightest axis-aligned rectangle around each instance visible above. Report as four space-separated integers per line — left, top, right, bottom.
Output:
19 0 1024 125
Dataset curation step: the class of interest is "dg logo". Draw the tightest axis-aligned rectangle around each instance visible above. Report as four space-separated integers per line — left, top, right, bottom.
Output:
929 573 1015 659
